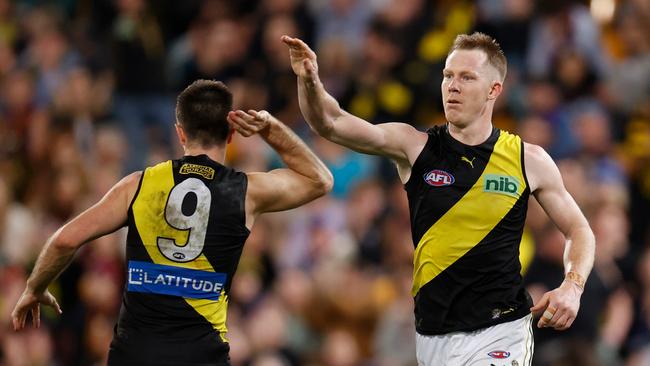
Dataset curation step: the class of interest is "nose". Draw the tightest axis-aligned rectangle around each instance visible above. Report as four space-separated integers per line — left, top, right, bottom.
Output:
447 78 460 93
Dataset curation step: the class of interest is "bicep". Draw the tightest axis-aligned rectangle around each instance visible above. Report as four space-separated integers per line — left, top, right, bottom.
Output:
528 147 588 235
57 172 140 247
247 170 325 214
329 113 425 164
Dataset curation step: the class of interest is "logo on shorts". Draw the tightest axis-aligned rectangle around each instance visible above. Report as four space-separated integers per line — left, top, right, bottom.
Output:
512 361 519 366
488 350 510 359
424 170 455 187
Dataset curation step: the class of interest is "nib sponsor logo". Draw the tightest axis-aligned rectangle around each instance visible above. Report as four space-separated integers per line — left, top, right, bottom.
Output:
484 174 519 197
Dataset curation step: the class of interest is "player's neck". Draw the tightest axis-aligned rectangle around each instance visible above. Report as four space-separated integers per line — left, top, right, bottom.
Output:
448 118 493 146
183 144 226 164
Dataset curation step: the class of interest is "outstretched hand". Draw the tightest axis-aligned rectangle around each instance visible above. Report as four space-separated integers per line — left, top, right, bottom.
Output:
11 288 62 331
227 110 273 137
530 280 583 330
281 35 319 82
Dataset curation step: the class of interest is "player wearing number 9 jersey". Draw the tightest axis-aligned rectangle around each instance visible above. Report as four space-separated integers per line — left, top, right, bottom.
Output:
11 80 333 365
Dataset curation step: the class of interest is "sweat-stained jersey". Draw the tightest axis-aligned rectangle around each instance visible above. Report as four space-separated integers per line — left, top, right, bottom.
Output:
405 125 532 335
108 155 249 365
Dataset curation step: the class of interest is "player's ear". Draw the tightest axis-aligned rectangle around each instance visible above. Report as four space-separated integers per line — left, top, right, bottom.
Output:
488 81 502 100
175 122 187 146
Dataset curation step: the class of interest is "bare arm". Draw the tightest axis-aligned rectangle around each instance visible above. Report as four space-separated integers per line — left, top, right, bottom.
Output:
281 35 427 180
526 143 595 330
12 172 141 330
227 110 333 226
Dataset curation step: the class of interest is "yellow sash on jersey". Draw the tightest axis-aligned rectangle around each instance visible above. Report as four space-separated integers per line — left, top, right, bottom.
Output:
412 132 527 296
132 161 229 341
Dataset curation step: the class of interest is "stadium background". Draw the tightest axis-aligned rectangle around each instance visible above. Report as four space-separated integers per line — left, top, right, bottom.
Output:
0 0 649 365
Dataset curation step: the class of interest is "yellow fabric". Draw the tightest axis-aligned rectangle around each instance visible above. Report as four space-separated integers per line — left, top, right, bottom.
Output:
132 160 229 340
412 132 527 296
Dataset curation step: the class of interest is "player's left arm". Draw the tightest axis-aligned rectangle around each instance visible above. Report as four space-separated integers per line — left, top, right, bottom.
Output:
11 172 141 331
524 143 595 330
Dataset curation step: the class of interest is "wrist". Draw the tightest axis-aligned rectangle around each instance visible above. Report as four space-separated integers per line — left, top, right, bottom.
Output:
563 271 585 293
258 114 279 139
25 281 42 295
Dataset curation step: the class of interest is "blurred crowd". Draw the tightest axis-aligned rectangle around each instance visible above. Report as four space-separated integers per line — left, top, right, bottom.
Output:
0 0 649 365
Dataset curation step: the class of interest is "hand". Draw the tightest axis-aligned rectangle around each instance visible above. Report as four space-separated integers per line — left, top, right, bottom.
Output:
281 35 319 82
227 110 273 137
11 288 62 331
530 280 582 330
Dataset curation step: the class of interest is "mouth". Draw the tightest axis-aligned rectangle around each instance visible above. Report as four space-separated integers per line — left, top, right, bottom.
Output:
446 99 461 105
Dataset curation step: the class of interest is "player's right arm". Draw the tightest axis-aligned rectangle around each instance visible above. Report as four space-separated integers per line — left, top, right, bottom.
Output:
11 172 141 330
227 110 333 227
281 36 427 181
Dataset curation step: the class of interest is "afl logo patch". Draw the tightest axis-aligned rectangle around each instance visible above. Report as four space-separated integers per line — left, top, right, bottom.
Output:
424 170 455 187
488 351 510 359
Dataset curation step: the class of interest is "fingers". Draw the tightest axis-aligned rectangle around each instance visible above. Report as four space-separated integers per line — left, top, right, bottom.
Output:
281 35 307 50
282 35 317 59
32 305 40 328
553 313 571 330
44 292 63 315
11 308 23 331
227 110 271 137
537 305 557 328
530 292 550 313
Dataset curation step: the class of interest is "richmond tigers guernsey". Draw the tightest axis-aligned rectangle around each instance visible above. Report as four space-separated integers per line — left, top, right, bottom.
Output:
405 125 532 335
108 155 249 365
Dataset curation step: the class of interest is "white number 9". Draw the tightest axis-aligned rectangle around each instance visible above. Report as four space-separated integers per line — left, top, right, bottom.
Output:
157 178 211 262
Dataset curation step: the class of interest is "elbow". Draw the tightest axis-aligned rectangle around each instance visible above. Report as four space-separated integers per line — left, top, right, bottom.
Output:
51 228 80 250
320 170 334 195
311 170 334 198
310 120 335 139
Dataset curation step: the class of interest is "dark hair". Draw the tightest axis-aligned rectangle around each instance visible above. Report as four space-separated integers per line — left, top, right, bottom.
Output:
449 32 507 81
176 80 232 146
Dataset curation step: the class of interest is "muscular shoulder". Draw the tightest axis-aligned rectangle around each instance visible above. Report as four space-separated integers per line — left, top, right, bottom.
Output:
523 142 561 193
115 171 143 206
380 122 429 162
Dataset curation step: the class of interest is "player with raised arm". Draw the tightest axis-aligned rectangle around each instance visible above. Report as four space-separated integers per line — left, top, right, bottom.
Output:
283 33 595 365
11 80 333 365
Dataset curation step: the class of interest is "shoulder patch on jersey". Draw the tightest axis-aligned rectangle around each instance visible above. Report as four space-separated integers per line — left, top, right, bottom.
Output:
180 163 215 179
424 169 455 187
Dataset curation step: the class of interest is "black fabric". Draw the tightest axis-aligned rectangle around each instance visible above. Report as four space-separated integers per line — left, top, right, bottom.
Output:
111 155 249 364
405 125 532 335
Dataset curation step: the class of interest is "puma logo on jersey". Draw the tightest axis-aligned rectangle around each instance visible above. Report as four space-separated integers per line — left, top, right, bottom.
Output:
179 163 215 179
461 156 475 168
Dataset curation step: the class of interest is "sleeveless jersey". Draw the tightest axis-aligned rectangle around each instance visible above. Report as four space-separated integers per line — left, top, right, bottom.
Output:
405 125 532 335
109 155 249 365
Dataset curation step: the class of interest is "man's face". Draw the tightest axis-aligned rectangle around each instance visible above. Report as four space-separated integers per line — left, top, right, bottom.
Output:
441 49 498 127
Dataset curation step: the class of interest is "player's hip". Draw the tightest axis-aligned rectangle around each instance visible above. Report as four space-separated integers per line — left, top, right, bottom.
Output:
415 314 534 366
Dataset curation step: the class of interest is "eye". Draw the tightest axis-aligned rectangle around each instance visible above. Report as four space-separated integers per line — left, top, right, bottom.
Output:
462 75 473 81
443 73 452 79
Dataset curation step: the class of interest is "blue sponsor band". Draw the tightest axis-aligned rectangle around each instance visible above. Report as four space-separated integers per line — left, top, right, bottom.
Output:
127 260 227 300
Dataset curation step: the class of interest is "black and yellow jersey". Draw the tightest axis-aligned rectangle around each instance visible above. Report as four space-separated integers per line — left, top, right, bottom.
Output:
109 155 249 365
405 125 532 335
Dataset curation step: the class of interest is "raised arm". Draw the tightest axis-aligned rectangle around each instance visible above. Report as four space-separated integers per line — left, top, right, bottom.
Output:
281 35 427 180
227 110 333 226
525 143 595 330
12 172 141 330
